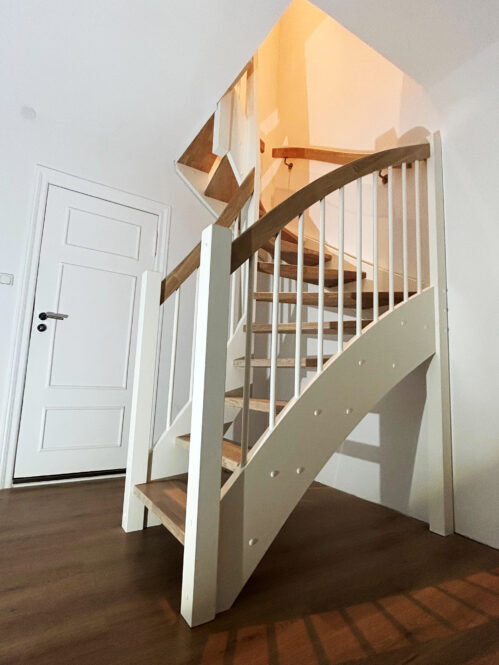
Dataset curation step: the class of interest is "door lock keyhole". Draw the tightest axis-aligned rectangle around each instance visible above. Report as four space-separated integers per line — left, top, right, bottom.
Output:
37 323 47 332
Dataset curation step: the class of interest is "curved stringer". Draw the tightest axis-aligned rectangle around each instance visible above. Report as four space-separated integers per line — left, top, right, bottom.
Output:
216 288 436 612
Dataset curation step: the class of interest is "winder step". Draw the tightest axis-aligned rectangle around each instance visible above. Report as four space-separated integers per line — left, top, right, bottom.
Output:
262 238 332 266
233 356 333 368
254 291 410 307
176 434 241 472
246 321 369 334
257 261 362 286
225 394 287 413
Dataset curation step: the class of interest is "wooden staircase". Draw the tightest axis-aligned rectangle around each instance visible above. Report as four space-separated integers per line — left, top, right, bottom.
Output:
123 128 453 629
131 228 366 549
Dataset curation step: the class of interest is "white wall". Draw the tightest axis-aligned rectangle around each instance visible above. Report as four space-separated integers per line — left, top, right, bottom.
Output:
0 0 289 484
427 40 499 548
311 0 499 547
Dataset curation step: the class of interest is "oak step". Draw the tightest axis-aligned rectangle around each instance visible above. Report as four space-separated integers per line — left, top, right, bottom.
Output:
204 154 238 203
234 356 333 368
257 261 361 286
225 395 287 413
254 292 411 308
177 115 217 173
134 474 188 544
176 434 241 472
246 320 370 334
262 238 332 266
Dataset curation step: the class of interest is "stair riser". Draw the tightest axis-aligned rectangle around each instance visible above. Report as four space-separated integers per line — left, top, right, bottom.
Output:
233 357 332 368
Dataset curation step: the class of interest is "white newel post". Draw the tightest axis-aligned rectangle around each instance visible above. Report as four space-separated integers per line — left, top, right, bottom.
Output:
181 224 232 627
426 132 454 536
122 270 162 533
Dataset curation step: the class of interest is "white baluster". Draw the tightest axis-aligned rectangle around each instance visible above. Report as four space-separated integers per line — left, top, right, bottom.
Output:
239 214 246 314
388 165 394 310
356 178 362 335
373 172 379 322
294 213 304 397
318 199 325 372
269 232 281 429
402 162 408 301
166 287 180 428
241 254 255 467
338 187 345 352
189 270 200 400
230 216 239 335
122 270 162 533
415 160 422 294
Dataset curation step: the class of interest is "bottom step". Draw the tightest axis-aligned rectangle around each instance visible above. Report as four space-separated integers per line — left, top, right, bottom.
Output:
135 470 231 544
134 474 188 544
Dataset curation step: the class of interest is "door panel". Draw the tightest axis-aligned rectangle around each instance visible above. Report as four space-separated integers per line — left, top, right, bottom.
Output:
14 184 161 479
40 407 124 451
50 264 136 388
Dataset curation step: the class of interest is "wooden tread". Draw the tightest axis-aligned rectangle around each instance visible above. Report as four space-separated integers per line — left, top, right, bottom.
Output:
134 474 188 544
247 320 368 334
254 291 410 308
225 395 287 413
176 434 241 472
233 356 333 368
178 115 217 173
262 238 332 266
257 261 361 286
204 154 238 203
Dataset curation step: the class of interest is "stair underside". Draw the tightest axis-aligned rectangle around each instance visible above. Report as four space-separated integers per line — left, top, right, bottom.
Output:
134 474 188 544
254 291 410 307
204 154 238 203
257 261 361 286
177 115 217 173
234 356 333 368
246 320 370 333
176 434 241 471
225 395 287 413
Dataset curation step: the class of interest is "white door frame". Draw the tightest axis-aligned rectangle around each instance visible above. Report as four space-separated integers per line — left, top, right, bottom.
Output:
0 165 170 489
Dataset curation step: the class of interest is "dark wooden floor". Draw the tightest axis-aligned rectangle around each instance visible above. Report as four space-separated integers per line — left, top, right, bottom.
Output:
1 479 498 665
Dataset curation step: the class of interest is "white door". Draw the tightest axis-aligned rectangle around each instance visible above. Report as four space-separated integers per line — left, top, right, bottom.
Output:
14 184 163 480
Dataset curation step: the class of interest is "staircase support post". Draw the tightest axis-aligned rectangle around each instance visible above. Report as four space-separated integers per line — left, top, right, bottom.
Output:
426 132 454 536
122 270 162 532
181 224 232 627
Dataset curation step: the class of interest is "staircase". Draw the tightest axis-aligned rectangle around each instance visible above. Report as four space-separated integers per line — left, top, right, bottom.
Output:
175 60 256 219
121 74 452 628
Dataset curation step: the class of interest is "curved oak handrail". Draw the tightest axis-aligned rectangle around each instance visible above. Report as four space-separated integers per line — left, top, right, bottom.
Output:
272 145 373 166
160 168 255 304
230 143 430 273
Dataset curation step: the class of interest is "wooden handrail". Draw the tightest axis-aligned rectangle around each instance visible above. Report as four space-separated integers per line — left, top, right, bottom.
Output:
160 169 255 304
231 143 430 273
272 146 373 166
